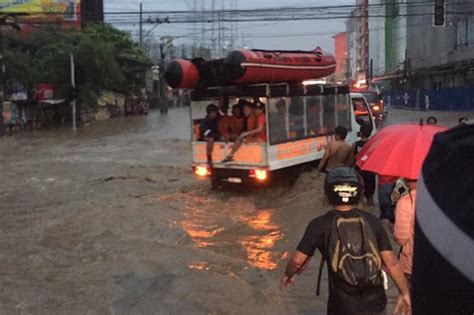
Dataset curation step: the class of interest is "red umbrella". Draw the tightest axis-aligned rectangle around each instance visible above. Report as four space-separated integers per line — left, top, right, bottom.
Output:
356 123 448 179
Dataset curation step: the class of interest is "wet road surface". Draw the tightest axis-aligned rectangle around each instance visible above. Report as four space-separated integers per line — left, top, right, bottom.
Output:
0 107 470 314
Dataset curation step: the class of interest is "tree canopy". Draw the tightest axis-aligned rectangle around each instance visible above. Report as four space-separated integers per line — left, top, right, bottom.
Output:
4 24 150 110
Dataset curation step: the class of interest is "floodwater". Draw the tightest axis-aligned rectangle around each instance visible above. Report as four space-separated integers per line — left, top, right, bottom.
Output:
0 107 470 314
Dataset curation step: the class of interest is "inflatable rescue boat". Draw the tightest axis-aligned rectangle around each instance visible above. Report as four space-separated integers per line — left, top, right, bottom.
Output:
164 47 336 89
224 48 335 85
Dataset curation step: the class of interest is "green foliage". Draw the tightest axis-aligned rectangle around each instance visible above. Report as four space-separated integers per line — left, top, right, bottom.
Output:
4 24 150 111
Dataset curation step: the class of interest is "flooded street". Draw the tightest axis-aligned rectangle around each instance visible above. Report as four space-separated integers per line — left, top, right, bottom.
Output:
0 107 469 314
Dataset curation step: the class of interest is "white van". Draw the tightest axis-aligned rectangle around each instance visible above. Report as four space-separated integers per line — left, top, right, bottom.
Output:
190 83 375 188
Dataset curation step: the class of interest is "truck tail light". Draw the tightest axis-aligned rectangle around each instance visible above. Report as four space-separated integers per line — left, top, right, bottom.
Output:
250 169 268 182
194 166 211 177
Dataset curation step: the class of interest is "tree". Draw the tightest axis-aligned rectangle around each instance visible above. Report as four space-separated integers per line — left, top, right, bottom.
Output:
3 24 150 111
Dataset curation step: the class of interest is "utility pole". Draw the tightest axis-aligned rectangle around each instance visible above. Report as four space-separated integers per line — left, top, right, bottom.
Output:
211 0 216 58
217 10 221 58
139 2 143 45
369 58 373 84
70 54 77 131
159 41 167 113
0 23 4 137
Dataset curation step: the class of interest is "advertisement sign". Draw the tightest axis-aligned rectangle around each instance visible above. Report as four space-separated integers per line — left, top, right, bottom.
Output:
8 82 28 101
0 0 81 27
34 83 54 100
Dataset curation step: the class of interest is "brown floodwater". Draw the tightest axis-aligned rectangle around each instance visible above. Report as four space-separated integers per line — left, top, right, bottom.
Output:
0 107 468 314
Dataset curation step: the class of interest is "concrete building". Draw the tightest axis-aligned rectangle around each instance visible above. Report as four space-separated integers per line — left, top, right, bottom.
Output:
384 0 407 79
345 10 358 80
406 0 474 88
355 0 369 81
344 3 369 82
368 0 386 78
82 0 104 27
333 32 348 80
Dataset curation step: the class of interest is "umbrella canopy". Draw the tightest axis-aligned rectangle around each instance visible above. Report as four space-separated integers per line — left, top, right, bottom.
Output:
356 123 448 179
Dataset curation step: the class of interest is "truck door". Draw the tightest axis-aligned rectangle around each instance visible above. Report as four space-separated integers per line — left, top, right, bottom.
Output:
352 97 374 134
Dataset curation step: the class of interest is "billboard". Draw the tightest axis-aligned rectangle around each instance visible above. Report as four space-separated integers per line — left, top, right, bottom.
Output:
0 0 81 28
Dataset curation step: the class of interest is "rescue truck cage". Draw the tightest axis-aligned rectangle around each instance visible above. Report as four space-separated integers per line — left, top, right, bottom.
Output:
190 83 358 173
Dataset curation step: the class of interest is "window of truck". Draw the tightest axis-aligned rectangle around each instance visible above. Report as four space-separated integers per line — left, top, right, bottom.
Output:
289 96 305 139
306 95 323 136
268 91 352 145
268 97 289 144
352 97 373 130
336 93 352 130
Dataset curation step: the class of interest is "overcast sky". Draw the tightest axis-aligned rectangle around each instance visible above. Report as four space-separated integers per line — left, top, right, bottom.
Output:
105 0 355 53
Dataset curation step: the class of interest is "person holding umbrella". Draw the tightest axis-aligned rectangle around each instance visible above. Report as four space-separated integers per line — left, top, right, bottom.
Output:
393 178 417 283
355 121 448 285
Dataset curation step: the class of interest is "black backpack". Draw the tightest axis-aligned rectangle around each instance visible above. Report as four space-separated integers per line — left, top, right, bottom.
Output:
317 211 383 295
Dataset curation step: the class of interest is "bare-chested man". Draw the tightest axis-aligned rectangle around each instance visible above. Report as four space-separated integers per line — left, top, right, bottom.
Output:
317 126 353 173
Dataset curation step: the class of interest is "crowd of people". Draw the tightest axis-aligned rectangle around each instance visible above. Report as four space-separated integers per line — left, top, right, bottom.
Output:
315 124 420 282
282 165 411 315
199 98 267 166
282 120 473 315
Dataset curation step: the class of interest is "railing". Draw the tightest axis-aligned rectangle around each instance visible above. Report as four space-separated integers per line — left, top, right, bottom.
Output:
384 86 474 111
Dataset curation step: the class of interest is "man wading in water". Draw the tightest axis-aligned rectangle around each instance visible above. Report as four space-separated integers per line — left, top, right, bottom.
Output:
281 167 411 315
318 126 353 174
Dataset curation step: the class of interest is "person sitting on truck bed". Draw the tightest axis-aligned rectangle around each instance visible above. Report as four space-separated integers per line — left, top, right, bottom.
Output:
219 104 244 142
222 102 267 163
317 126 353 173
218 106 232 141
200 104 220 166
230 104 245 138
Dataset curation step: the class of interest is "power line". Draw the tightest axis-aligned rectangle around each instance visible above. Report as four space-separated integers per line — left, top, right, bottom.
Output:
99 12 474 25
125 19 452 41
3 0 473 17
104 0 474 14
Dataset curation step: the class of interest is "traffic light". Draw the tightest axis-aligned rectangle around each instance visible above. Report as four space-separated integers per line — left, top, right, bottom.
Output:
434 0 445 27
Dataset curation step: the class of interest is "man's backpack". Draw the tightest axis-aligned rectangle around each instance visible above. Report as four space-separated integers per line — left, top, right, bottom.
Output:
317 212 383 295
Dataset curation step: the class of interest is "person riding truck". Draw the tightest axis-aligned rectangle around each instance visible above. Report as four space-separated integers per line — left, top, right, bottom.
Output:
200 104 220 166
222 102 267 163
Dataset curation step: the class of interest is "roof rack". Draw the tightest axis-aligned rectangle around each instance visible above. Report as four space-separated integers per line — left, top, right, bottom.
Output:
191 83 350 101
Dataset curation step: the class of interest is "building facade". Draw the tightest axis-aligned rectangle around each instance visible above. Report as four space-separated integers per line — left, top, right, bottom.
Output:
82 0 104 27
333 32 348 81
368 0 386 78
345 10 358 80
406 0 474 88
355 0 370 81
383 0 407 79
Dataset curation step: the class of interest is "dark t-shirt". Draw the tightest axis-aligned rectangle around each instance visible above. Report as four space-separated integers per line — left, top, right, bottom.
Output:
297 209 392 315
354 139 368 157
200 117 219 140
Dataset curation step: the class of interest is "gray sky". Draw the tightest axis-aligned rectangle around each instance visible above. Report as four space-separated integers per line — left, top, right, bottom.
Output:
105 0 354 53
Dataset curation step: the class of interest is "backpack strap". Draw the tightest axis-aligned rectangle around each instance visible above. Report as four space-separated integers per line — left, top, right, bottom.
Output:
316 258 325 296
316 212 339 296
